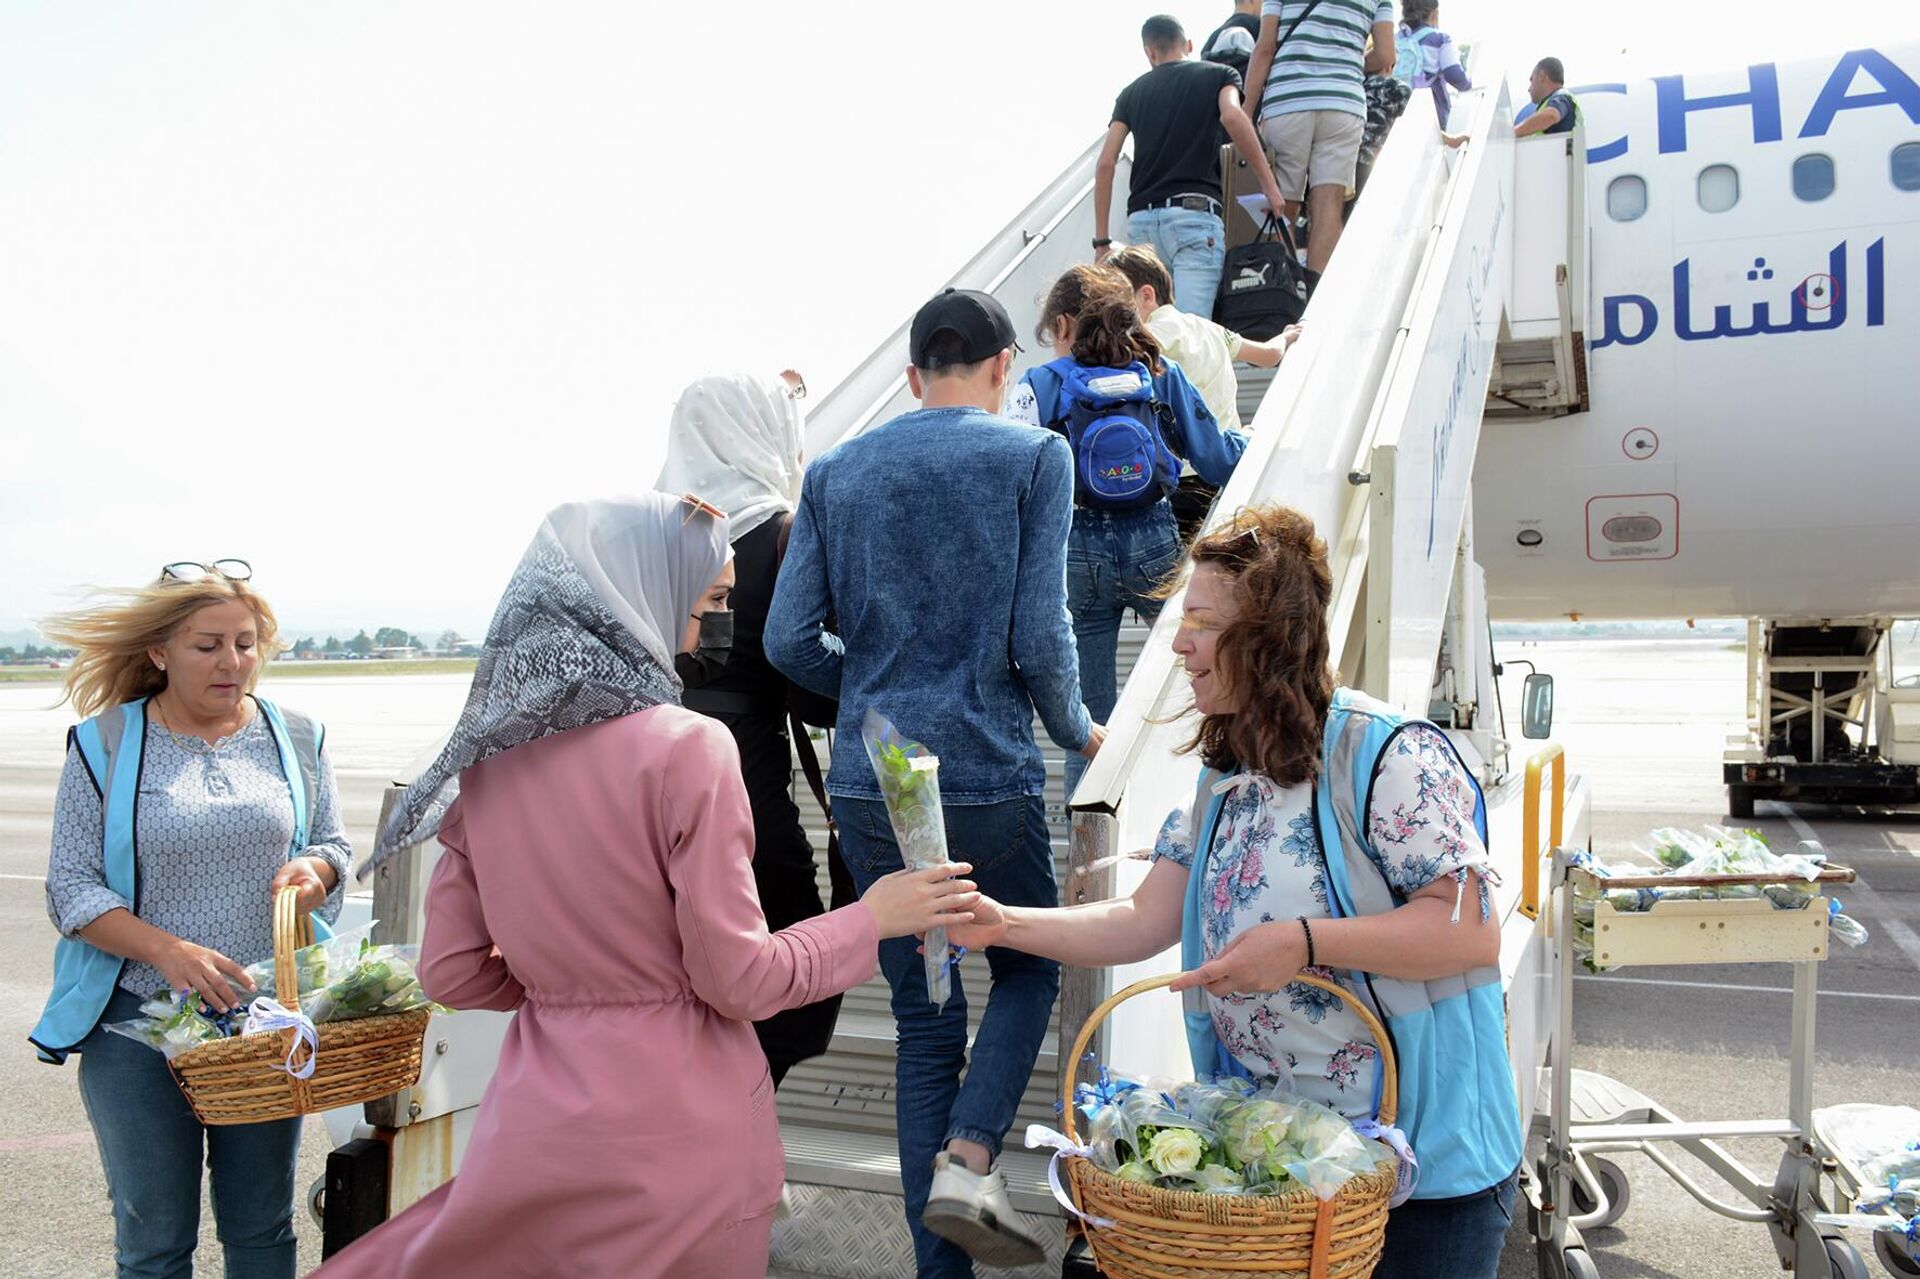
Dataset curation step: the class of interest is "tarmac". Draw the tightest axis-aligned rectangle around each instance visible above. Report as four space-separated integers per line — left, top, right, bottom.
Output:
1 645 1915 1278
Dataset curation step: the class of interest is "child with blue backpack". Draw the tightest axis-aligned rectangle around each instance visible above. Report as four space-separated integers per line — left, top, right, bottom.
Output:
1393 0 1471 128
1006 264 1247 799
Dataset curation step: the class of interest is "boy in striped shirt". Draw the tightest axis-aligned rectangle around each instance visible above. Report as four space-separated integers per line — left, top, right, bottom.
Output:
1245 0 1397 275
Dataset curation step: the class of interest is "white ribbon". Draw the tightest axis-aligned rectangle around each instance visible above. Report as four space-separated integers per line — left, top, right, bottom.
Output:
1354 1119 1419 1207
1024 1124 1117 1229
244 997 319 1081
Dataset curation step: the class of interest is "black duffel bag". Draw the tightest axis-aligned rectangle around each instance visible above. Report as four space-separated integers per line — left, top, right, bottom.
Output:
1212 213 1308 340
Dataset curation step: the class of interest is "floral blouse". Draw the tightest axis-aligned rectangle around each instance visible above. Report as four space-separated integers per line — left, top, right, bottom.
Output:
1153 722 1494 1118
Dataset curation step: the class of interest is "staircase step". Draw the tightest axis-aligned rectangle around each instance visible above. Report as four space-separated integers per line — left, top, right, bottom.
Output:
780 1123 1062 1217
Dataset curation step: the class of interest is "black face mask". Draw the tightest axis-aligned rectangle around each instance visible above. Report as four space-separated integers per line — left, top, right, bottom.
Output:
674 609 734 686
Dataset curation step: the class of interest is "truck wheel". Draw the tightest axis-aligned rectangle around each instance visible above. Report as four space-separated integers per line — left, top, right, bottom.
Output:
1727 785 1756 821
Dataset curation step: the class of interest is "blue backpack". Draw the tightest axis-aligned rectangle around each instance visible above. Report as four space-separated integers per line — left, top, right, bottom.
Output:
1393 25 1454 121
1029 357 1180 511
1391 25 1427 86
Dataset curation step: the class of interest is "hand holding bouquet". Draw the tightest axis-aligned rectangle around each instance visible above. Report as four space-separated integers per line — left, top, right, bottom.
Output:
862 709 957 1007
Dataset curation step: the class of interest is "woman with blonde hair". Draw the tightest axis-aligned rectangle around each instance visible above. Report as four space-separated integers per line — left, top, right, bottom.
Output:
948 506 1523 1279
32 559 351 1279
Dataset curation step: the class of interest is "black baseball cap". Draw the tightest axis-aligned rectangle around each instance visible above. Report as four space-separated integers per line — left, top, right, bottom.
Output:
909 288 1021 370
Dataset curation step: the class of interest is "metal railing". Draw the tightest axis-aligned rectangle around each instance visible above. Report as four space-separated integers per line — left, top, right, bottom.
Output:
1520 743 1566 920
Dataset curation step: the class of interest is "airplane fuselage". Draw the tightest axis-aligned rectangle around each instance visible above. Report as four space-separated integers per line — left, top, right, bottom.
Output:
1475 44 1920 620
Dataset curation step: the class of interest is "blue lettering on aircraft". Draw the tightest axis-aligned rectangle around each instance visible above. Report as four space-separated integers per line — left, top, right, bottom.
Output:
1573 47 1920 162
1654 64 1783 155
1801 49 1920 137
1591 239 1886 349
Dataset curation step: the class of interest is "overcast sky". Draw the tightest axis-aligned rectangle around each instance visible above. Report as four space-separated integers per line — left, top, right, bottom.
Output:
3 1 1913 640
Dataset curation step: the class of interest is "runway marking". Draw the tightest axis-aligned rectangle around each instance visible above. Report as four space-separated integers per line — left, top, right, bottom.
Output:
1772 802 1920 973
0 1131 93 1154
1575 975 1920 1004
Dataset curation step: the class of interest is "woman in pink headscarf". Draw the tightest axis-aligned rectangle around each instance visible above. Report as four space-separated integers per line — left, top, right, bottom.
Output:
319 493 975 1279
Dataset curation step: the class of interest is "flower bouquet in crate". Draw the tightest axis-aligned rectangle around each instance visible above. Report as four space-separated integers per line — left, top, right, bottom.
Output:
1568 825 1869 970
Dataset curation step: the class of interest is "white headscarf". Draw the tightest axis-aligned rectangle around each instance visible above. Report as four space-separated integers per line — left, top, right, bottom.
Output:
655 372 805 543
367 492 730 872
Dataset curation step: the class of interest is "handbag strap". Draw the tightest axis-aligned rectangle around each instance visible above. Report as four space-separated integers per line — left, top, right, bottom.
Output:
1255 0 1331 126
1258 210 1303 259
773 512 856 906
1277 0 1329 49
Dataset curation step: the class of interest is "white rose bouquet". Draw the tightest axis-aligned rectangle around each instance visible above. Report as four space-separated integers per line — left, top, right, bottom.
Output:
862 708 955 1006
1068 1074 1388 1197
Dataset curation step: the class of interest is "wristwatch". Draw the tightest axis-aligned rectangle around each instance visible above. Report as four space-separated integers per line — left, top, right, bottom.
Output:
1092 237 1113 248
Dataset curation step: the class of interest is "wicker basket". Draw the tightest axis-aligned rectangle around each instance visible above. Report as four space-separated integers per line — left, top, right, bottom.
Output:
169 886 431 1126
1063 974 1400 1279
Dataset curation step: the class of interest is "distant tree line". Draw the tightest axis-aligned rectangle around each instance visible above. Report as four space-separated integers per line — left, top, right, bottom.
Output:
0 643 77 665
285 629 473 658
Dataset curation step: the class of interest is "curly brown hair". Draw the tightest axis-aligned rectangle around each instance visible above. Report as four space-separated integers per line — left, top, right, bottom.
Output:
1035 264 1165 374
1182 504 1336 786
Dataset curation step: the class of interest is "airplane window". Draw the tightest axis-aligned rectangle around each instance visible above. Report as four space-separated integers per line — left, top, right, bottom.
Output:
1894 142 1920 192
1697 164 1740 212
1792 154 1835 202
1606 175 1647 221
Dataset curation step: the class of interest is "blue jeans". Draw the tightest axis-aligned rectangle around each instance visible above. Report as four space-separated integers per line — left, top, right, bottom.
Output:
1126 206 1227 314
76 986 301 1279
834 793 1062 1279
1063 503 1181 798
1374 1167 1520 1279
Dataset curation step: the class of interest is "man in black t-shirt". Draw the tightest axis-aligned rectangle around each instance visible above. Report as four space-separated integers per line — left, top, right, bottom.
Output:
1094 13 1289 315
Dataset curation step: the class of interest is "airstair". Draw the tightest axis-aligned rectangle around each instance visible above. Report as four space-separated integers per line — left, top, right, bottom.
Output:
767 47 1595 1277
330 46 1600 1279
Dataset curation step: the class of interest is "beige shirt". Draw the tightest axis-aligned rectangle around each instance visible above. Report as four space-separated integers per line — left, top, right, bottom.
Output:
1148 305 1246 477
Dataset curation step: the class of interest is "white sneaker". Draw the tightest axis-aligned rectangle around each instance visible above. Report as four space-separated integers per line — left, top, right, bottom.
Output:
921 1152 1045 1267
775 1183 795 1220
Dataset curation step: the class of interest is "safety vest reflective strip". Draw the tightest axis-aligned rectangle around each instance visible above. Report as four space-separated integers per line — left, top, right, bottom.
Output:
29 696 324 1064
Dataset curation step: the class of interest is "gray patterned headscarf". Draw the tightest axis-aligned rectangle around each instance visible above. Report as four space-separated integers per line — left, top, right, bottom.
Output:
365 493 730 875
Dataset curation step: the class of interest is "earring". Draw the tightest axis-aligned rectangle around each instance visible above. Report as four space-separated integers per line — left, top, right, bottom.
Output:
156 661 166 671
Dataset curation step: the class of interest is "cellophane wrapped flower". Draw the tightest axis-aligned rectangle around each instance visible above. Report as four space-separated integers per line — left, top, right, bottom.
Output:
1073 1073 1385 1198
104 990 236 1060
861 708 955 1006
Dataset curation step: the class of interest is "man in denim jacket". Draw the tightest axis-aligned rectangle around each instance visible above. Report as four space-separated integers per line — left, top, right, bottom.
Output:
767 288 1102 1276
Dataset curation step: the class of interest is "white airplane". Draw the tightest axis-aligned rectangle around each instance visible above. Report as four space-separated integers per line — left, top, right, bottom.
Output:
1474 43 1920 816
321 38 1920 1279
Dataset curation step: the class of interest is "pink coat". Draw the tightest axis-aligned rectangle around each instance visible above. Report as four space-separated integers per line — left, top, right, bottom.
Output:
317 706 877 1279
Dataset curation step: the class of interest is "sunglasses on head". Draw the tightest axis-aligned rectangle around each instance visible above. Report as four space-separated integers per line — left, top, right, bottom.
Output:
678 494 727 526
1209 526 1260 566
159 559 252 584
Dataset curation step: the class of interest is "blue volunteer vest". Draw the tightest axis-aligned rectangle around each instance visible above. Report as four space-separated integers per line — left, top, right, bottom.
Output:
1180 688 1523 1199
30 696 330 1065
